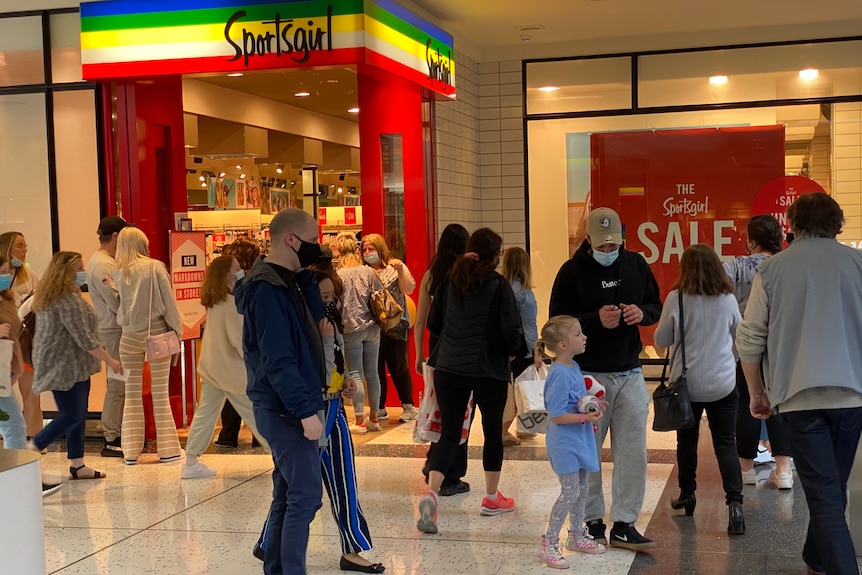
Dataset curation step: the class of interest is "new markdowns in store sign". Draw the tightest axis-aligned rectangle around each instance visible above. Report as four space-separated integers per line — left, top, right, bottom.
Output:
79 0 456 96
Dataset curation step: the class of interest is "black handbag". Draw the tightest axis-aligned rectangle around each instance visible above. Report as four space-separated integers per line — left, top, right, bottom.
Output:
652 291 696 432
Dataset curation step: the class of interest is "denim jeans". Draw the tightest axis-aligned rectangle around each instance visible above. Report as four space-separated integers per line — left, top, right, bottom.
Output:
783 408 862 575
735 361 791 459
342 326 381 418
676 388 743 504
0 393 27 450
33 379 90 459
254 406 323 575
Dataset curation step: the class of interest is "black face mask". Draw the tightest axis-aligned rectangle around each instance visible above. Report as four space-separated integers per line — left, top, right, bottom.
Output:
292 236 322 269
323 300 339 322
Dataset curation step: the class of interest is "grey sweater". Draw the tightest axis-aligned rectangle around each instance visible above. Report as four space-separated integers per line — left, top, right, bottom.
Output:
654 290 741 403
737 237 862 412
32 292 101 393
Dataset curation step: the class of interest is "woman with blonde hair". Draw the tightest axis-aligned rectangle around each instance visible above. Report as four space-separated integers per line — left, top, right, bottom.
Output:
182 255 268 479
362 233 416 422
501 247 540 446
335 231 381 433
112 227 184 465
0 231 43 438
29 251 122 480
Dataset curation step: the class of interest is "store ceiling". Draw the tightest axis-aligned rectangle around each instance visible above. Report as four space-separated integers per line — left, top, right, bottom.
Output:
409 0 862 52
192 67 359 122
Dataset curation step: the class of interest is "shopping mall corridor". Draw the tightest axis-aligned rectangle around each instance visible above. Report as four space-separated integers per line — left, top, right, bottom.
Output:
40 405 814 574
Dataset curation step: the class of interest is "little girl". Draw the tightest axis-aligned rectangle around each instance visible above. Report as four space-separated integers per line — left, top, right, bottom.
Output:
537 315 606 569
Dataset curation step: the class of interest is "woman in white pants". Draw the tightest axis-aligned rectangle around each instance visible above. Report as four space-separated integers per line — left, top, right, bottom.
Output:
182 255 268 479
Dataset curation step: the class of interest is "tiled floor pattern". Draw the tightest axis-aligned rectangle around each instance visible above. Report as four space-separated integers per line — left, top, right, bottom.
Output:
42 451 672 574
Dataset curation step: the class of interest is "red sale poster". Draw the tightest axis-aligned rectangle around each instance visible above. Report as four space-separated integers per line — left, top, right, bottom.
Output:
590 126 786 344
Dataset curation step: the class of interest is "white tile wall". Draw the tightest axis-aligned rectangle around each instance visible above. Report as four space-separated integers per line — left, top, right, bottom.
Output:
832 103 862 243
434 57 527 248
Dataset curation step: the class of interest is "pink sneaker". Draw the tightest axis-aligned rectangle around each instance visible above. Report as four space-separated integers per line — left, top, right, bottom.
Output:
417 491 438 533
565 527 607 554
539 536 570 569
480 491 516 516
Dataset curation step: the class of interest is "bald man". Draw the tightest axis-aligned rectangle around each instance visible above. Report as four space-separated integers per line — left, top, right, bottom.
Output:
235 208 326 575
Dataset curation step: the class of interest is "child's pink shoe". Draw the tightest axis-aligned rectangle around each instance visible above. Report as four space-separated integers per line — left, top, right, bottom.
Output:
565 527 607 554
539 536 570 569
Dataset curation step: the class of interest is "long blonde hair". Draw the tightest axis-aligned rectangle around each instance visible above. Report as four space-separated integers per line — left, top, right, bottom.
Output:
114 227 150 284
0 231 30 284
33 251 81 311
501 247 532 290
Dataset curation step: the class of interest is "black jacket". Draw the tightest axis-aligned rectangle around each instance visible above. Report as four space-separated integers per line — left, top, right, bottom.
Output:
427 272 523 382
549 241 661 372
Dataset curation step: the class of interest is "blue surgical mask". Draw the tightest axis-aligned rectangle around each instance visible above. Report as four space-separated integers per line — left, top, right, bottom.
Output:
364 252 380 265
234 269 245 282
592 248 620 267
11 257 23 268
0 274 11 291
74 271 88 287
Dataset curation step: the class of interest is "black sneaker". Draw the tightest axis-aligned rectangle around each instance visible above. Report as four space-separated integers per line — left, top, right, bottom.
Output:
101 437 123 458
214 440 238 448
586 519 607 545
42 482 62 497
439 480 470 497
252 541 264 562
609 522 656 551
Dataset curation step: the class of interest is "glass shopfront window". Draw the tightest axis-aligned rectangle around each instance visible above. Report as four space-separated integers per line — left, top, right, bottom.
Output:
526 57 631 115
0 16 45 87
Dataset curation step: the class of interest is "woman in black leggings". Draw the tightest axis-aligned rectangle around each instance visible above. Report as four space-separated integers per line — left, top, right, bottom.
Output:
723 215 793 488
416 228 523 534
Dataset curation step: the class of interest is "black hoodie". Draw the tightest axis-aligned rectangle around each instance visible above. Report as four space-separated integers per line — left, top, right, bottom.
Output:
549 240 662 372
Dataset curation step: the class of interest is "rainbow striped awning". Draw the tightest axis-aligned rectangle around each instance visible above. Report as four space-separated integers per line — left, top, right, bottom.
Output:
80 0 456 97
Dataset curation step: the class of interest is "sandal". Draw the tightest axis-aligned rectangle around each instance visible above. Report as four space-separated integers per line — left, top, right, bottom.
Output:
69 465 106 480
339 556 385 573
502 434 521 447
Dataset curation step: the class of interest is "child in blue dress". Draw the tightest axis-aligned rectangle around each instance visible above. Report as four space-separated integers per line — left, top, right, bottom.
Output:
537 315 606 569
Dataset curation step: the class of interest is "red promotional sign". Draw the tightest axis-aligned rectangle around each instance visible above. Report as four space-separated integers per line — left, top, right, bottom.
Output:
751 175 825 236
318 207 327 225
345 207 357 225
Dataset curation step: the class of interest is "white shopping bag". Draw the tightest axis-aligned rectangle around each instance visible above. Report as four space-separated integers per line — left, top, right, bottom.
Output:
0 339 13 397
413 363 472 445
514 364 549 413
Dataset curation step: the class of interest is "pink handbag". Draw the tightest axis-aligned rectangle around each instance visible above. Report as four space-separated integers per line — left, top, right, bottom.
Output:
145 262 180 360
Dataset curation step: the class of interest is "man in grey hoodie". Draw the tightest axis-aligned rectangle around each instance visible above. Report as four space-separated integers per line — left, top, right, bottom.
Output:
737 193 862 575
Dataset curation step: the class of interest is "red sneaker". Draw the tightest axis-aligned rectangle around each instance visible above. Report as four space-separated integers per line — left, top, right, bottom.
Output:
417 491 438 533
480 491 516 516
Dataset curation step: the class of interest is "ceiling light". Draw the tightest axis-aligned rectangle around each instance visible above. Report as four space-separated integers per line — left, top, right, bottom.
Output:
198 175 205 181
709 75 728 85
799 68 819 81
219 172 226 178
240 173 246 179
276 163 284 174
294 91 311 97
326 79 338 84
201 182 207 187
235 165 242 169
537 86 559 92
227 73 243 77
348 107 360 113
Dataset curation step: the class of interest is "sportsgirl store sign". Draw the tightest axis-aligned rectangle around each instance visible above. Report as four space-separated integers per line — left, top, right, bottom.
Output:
79 0 456 97
590 126 823 297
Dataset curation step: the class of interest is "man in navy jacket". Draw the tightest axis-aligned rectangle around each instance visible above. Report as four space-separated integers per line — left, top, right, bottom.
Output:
235 207 326 575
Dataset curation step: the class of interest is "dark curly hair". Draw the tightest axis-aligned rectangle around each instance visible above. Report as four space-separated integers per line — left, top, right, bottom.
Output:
788 193 844 239
747 215 783 254
449 228 502 296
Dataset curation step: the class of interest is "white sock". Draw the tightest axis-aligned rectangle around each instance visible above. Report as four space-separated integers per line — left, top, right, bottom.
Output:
486 491 498 500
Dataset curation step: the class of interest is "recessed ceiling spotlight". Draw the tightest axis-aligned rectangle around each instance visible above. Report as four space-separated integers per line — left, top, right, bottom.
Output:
219 172 226 178
227 73 243 77
326 79 339 84
235 165 242 169
537 86 560 92
799 68 819 81
276 163 284 174
240 173 246 179
294 91 311 97
201 181 207 187
709 75 728 85
199 175 205 181
348 107 360 113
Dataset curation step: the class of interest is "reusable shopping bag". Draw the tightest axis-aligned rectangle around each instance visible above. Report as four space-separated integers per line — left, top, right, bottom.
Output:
413 363 472 445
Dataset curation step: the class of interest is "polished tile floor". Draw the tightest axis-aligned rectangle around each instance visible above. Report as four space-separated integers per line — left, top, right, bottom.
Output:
36 403 822 574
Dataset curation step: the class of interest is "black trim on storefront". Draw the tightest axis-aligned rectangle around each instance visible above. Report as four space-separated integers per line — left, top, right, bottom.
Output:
94 88 108 220
42 11 61 253
521 59 531 252
631 54 639 111
0 7 79 19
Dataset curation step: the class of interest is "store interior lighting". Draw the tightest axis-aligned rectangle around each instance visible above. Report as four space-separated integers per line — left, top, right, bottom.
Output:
276 163 284 174
348 107 360 113
227 73 243 77
799 68 819 81
709 75 728 85
537 86 560 92
294 91 311 97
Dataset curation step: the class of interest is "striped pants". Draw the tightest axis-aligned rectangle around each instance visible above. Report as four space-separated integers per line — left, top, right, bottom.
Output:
119 324 181 462
258 398 373 555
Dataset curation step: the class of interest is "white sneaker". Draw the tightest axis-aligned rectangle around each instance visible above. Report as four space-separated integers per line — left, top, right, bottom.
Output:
377 408 389 420
182 460 217 479
399 405 417 422
754 445 775 464
366 420 380 432
349 423 368 435
741 468 757 485
772 470 793 490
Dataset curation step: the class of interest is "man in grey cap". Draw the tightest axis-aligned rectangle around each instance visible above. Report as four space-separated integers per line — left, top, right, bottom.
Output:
87 215 129 457
549 207 662 551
